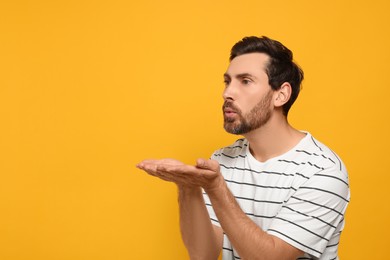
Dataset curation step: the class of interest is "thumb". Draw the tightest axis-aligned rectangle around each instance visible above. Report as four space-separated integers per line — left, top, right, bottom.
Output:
196 158 220 171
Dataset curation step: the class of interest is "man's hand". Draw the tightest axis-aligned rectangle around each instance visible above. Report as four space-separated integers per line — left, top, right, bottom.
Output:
136 158 223 191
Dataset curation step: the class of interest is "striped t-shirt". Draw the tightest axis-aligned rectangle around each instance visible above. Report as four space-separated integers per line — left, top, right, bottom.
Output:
203 132 350 260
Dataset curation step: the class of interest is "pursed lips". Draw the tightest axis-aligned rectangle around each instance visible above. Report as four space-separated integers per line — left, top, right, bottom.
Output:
224 107 236 114
223 103 239 117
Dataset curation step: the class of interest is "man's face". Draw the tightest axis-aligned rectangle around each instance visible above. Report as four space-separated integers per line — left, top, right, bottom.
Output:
222 53 274 135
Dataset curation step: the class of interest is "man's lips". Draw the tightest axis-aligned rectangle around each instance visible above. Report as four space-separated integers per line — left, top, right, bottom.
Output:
223 101 240 118
224 107 236 113
223 106 238 118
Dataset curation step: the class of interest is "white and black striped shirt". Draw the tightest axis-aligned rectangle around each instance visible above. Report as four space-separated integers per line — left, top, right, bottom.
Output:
203 132 350 260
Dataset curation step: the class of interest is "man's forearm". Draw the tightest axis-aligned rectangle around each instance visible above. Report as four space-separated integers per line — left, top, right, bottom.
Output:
205 181 302 260
178 186 222 260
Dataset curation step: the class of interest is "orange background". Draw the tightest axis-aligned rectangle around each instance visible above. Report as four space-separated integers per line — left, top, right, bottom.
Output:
1 0 389 259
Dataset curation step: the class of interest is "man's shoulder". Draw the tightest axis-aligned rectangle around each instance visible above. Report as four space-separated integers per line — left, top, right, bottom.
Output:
299 134 346 171
292 133 349 186
211 138 248 160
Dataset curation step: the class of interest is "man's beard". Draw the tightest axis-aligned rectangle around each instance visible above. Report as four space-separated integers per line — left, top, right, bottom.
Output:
223 90 273 135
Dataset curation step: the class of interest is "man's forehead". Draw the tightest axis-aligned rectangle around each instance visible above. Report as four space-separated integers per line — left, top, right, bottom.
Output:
225 53 269 76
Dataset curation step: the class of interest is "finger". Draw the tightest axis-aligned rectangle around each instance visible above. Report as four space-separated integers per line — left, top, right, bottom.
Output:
136 159 184 170
139 163 186 179
136 159 157 170
157 164 207 179
137 162 158 176
139 165 179 183
195 158 220 172
159 158 184 165
141 166 179 183
154 170 173 182
154 168 193 184
157 164 212 186
156 163 188 173
136 159 168 171
136 161 198 187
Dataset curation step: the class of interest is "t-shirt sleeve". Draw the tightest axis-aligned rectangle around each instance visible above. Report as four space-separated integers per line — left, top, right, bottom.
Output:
267 166 350 258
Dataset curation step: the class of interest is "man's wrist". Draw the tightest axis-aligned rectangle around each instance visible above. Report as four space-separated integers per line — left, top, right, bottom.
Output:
177 184 201 195
204 174 225 196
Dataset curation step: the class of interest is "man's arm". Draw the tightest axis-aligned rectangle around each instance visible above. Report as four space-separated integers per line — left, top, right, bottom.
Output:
136 158 303 260
178 186 222 259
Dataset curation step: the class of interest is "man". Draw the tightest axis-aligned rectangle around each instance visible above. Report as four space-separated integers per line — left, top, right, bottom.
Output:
136 36 350 260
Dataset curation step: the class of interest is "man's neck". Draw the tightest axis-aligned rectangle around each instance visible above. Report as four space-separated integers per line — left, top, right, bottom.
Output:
243 114 306 163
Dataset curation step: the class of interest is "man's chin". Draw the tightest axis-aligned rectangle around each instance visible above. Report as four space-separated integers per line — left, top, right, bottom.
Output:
224 123 243 135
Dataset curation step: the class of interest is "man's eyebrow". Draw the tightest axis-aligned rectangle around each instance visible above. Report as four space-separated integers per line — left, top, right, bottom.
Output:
224 72 256 79
236 73 256 79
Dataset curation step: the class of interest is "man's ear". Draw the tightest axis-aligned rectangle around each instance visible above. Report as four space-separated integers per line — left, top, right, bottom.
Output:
274 82 292 108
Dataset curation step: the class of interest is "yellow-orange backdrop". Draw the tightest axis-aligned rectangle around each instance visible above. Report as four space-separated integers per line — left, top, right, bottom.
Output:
1 0 389 259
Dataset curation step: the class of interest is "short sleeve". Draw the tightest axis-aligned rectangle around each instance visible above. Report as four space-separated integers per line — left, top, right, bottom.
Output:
267 167 350 258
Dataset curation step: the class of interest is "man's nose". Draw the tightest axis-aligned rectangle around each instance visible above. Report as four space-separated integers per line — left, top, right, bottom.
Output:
223 82 237 101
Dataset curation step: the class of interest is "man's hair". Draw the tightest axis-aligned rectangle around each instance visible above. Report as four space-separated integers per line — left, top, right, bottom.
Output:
230 36 304 116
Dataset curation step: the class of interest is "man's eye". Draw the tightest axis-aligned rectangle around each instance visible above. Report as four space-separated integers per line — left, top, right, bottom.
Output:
223 80 230 86
242 79 251 85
